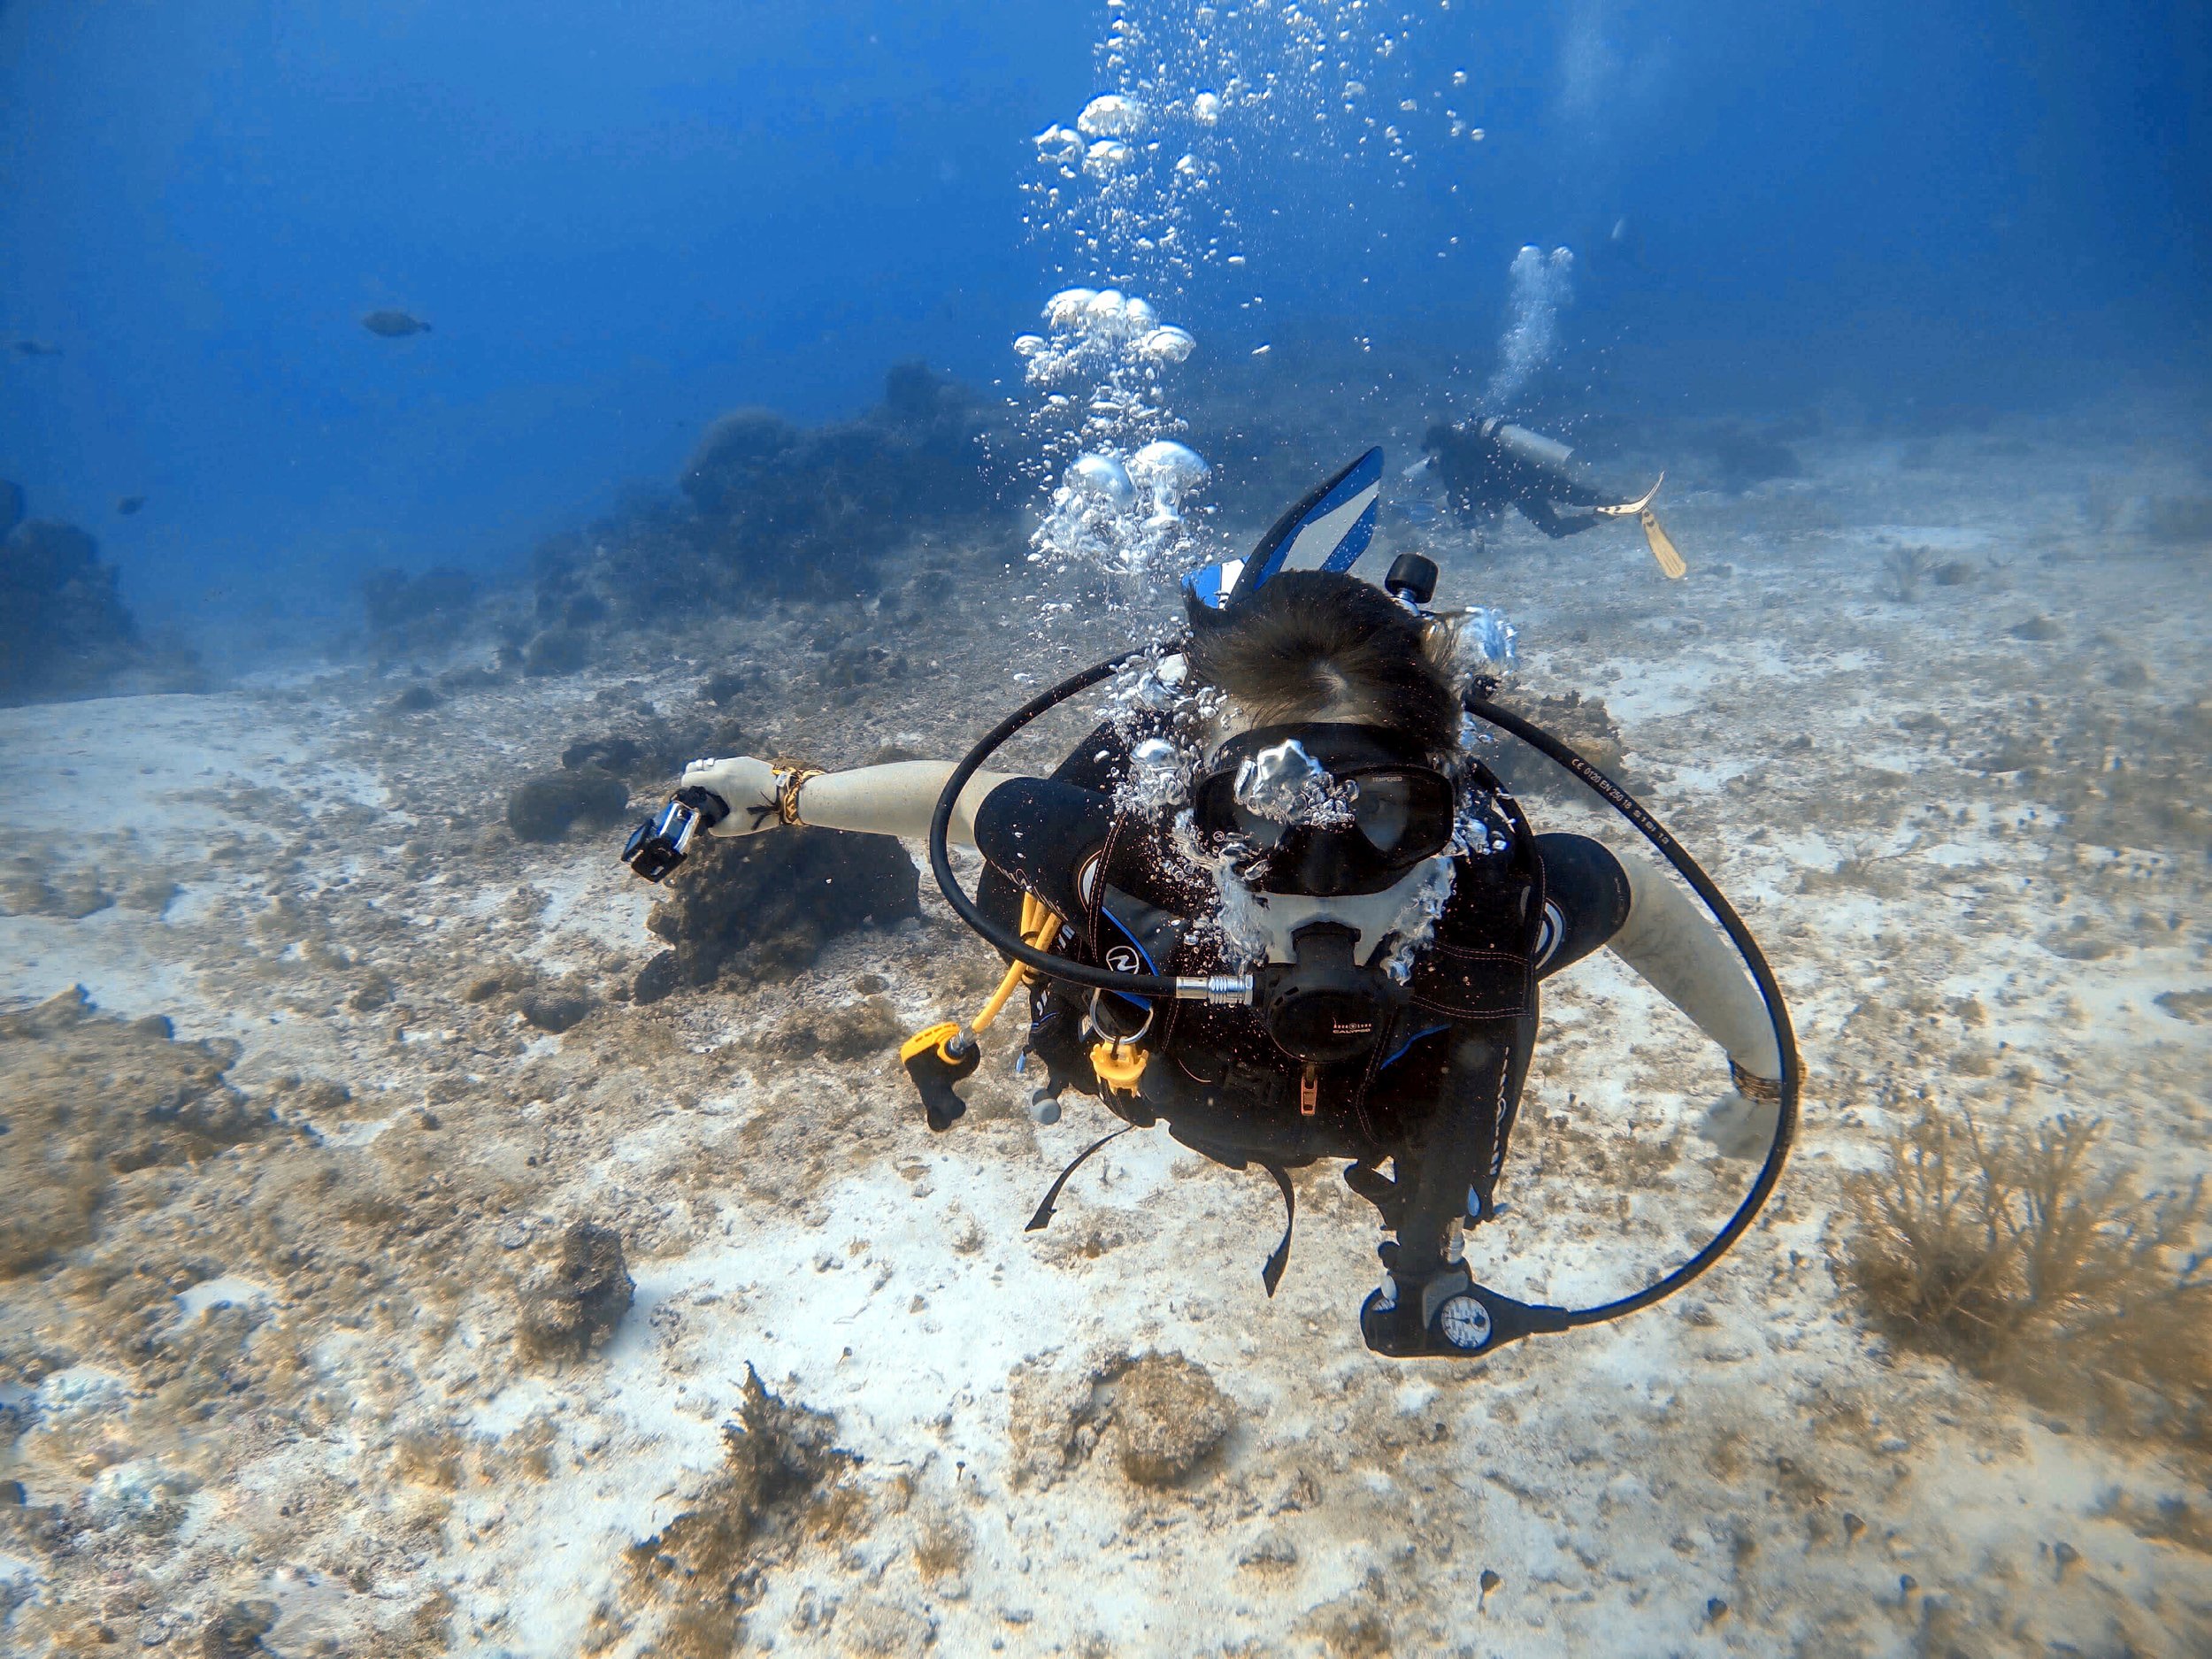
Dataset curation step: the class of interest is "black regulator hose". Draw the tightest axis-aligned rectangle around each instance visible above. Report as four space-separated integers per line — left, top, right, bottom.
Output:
1463 694 1801 1325
927 648 1190 999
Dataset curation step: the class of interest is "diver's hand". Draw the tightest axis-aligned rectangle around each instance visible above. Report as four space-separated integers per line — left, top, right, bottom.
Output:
680 757 780 836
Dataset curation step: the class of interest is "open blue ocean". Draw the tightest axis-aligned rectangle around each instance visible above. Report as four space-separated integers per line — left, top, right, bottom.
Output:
3 4 2206 1654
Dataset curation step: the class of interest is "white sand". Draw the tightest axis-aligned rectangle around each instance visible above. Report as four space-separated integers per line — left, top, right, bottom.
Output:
1 410 2206 1655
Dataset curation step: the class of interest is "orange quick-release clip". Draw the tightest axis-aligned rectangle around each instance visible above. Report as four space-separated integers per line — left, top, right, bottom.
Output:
1089 1038 1148 1095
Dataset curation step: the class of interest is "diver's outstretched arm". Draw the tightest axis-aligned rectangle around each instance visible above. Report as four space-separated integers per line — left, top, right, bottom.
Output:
677 756 1023 847
1609 856 1783 1094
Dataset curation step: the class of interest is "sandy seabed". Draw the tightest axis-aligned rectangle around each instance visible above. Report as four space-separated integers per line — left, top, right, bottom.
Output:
2 406 2208 1656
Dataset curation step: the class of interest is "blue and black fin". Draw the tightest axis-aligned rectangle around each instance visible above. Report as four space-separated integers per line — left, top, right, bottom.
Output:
1184 447 1383 611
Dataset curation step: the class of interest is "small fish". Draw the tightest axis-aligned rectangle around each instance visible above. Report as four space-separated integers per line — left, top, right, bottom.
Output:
12 339 62 357
116 495 146 516
361 310 432 338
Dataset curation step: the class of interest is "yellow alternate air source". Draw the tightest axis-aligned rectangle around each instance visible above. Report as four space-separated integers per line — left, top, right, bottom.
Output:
972 895 1062 1034
899 895 1061 1076
1595 472 1687 580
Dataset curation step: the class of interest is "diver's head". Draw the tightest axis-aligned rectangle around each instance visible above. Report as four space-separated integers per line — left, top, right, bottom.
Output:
1184 568 1460 749
1423 417 1498 460
1183 569 1462 896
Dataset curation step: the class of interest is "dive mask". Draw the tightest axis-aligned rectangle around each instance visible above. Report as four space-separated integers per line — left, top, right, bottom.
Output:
1194 723 1457 897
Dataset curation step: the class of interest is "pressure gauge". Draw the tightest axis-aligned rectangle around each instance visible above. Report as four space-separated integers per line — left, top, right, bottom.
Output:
1439 1294 1493 1352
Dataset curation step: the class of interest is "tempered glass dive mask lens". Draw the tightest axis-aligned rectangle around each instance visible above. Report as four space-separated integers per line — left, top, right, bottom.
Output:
1193 726 1457 895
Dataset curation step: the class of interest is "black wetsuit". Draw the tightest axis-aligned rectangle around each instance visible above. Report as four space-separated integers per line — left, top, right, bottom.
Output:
1424 420 1619 540
972 721 1631 1295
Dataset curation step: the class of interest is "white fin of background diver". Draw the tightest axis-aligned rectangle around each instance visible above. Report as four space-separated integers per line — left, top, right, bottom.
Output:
1185 447 1383 611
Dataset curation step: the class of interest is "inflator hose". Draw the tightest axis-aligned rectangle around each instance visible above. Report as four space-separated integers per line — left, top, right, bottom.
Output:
927 657 1800 1334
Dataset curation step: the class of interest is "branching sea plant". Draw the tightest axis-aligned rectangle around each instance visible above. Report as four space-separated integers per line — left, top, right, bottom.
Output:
1848 1104 2211 1450
1882 544 1933 602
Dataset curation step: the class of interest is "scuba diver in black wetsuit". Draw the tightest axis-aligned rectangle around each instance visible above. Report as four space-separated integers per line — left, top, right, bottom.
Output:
1417 416 1687 579
624 450 1795 1360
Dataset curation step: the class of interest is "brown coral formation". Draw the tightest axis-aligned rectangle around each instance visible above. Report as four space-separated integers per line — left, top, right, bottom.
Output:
1111 1352 1238 1486
626 1365 859 1654
518 1222 635 1363
636 825 920 996
1007 1349 1237 1490
1483 688 1630 797
0 989 268 1276
1848 1105 2211 1448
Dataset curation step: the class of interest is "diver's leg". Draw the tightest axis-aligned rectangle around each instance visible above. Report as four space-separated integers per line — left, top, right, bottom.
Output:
1548 474 1624 511
1517 497 1601 539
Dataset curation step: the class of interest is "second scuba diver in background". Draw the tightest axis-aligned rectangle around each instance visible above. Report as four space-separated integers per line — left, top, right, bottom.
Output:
1417 415 1687 579
633 450 1789 1359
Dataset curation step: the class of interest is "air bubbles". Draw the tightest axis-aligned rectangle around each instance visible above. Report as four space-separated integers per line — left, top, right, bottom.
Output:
1078 93 1147 137
1067 452 1138 506
1019 276 1205 580
1137 325 1196 363
1044 288 1099 328
1129 439 1210 522
1085 139 1135 175
1130 439 1208 488
1033 123 1083 160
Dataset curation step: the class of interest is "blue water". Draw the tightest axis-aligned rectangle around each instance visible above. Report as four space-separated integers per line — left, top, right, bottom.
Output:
1 0 2203 627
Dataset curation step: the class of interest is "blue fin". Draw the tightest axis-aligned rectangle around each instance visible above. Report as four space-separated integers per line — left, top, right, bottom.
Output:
1235 447 1382 598
1183 448 1383 611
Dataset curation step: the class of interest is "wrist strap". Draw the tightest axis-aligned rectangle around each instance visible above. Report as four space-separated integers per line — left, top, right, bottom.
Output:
1729 1059 1783 1104
771 764 824 828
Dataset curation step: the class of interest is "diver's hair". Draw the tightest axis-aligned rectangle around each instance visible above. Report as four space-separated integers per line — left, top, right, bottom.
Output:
1185 569 1461 750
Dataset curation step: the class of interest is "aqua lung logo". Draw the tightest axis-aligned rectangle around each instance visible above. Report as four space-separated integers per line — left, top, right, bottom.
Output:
1332 1019 1375 1035
1105 946 1141 974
